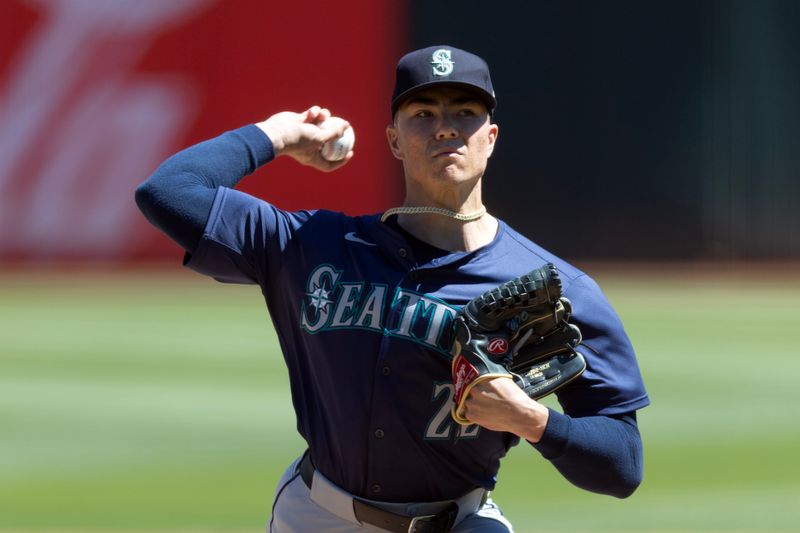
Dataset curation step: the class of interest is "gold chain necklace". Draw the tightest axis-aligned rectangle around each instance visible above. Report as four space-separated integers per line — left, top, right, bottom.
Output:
380 205 487 223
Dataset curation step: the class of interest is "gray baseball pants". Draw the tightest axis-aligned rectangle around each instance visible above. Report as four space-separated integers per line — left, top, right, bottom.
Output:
268 454 513 532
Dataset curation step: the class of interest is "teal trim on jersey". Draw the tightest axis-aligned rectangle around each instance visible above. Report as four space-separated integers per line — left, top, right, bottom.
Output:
328 283 364 328
351 283 389 330
386 288 457 356
300 265 458 358
300 270 389 335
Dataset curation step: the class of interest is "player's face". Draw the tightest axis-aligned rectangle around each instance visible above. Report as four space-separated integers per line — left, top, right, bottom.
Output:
386 87 498 191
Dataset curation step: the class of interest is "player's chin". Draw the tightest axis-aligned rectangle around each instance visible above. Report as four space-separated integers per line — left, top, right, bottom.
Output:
428 156 459 172
433 164 476 184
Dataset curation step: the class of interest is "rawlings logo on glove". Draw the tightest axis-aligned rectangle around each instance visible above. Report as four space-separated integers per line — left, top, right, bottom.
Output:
450 263 587 425
487 338 509 355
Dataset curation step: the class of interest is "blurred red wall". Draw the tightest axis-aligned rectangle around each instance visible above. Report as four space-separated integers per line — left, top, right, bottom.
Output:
0 0 407 263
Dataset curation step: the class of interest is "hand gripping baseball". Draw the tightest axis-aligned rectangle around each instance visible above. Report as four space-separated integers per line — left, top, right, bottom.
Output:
450 263 587 425
256 106 354 171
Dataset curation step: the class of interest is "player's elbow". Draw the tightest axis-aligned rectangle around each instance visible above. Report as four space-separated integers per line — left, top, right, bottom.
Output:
608 437 644 499
134 178 169 224
574 424 644 498
608 464 643 499
611 435 644 498
573 456 643 499
134 181 155 217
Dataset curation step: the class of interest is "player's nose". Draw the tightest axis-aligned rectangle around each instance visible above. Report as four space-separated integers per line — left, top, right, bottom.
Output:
434 116 459 139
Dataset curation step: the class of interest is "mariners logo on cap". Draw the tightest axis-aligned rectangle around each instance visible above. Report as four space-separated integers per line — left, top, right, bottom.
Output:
430 49 454 77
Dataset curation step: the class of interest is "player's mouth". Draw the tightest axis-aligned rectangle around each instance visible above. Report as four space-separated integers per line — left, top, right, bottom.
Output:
431 146 463 158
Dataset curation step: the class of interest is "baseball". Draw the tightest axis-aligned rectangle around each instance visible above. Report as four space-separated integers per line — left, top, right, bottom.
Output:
320 117 355 162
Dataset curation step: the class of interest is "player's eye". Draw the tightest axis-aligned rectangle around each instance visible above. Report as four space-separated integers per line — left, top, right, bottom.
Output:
413 109 433 118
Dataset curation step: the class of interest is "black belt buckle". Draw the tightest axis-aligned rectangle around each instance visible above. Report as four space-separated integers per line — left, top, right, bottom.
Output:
405 503 458 532
408 513 437 532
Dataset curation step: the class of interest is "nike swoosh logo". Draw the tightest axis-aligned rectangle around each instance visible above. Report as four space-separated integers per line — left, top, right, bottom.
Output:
344 232 376 246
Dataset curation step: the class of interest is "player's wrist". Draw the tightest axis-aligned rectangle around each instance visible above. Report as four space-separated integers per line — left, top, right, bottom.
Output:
255 121 287 155
514 397 549 443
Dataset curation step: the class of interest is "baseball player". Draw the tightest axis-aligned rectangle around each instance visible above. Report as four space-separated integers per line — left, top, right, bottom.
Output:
136 45 649 532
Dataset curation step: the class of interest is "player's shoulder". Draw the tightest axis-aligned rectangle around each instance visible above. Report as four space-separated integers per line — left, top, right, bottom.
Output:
498 223 621 328
497 221 587 288
213 188 372 239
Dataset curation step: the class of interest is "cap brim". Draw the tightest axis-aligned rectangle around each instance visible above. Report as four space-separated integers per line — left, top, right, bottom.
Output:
391 81 496 117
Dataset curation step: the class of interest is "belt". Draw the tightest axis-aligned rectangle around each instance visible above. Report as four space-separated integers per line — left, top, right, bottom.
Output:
299 452 474 533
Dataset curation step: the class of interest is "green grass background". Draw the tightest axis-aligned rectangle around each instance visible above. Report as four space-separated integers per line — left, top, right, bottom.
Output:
1 265 798 532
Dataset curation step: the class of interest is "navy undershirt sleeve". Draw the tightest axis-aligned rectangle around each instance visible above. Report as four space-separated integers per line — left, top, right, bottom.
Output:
135 125 275 253
531 409 643 498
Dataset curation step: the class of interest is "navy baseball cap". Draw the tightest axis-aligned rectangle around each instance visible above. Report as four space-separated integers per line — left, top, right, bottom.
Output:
391 45 496 117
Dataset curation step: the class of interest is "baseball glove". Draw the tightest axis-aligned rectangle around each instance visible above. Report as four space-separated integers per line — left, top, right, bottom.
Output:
450 263 587 425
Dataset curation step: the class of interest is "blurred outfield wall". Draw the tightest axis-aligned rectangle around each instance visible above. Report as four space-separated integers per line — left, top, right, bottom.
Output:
0 0 406 263
1 0 798 263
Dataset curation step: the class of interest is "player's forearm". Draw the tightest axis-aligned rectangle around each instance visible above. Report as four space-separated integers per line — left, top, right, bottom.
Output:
135 125 275 252
531 410 643 498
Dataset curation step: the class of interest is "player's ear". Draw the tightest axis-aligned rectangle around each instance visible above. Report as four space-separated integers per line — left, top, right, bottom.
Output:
386 124 404 160
485 122 499 158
